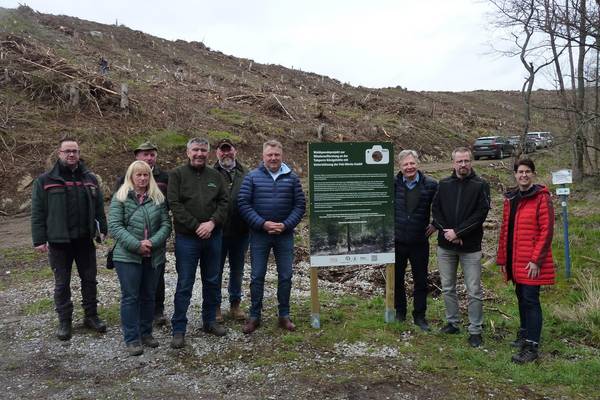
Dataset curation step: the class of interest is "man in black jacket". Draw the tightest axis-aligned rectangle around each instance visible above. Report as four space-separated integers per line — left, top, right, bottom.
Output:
31 138 108 341
432 147 490 347
394 150 438 331
213 138 249 322
115 141 170 326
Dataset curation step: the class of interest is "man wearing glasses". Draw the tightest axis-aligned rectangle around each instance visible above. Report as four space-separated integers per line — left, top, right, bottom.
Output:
31 138 108 341
432 147 490 347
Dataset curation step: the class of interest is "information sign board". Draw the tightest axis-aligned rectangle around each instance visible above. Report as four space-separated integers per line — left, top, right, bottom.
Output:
308 142 395 267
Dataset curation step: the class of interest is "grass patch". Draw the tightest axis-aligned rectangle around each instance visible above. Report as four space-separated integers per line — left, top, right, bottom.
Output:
22 298 54 315
99 303 121 325
335 109 363 120
127 129 189 151
206 130 242 143
0 247 43 263
208 108 247 126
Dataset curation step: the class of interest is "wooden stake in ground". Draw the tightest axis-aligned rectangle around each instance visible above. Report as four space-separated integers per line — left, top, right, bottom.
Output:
310 267 320 328
385 264 395 323
120 82 129 109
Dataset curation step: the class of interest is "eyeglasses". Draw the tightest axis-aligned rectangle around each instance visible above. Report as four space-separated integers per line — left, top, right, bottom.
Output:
59 150 80 154
455 160 471 165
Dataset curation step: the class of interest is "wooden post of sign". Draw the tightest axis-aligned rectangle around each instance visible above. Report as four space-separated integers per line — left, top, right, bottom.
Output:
384 264 395 323
310 267 320 328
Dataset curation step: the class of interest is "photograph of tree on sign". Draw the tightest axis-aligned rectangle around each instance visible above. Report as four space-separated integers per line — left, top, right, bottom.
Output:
308 142 394 267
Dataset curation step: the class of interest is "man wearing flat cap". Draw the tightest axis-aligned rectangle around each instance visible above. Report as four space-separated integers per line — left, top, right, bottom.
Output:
213 138 249 322
115 140 170 325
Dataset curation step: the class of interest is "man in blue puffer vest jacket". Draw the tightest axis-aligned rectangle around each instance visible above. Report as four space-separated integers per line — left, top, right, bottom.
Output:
238 139 306 334
394 150 438 332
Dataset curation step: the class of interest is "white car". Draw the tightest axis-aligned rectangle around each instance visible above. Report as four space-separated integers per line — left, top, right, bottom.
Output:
526 132 551 148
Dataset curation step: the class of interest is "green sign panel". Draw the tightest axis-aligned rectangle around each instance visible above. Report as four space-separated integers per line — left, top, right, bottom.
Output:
308 142 395 267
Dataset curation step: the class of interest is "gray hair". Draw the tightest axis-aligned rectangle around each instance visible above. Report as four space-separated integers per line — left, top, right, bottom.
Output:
452 146 472 160
263 139 283 151
187 137 210 151
398 149 419 163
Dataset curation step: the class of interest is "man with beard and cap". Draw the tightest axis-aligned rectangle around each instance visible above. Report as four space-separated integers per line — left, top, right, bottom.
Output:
168 137 229 348
432 146 490 347
213 138 249 322
31 138 108 341
115 141 170 326
238 139 306 334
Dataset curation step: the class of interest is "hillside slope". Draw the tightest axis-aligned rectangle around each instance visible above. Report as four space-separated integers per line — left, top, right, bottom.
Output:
0 6 566 214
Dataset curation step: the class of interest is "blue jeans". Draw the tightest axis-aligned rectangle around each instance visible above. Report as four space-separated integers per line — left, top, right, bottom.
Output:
171 231 222 334
249 230 294 319
115 259 161 344
515 283 542 343
437 246 483 334
217 234 249 305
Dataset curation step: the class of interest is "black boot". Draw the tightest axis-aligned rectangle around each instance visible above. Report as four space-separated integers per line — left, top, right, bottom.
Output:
511 328 527 348
511 341 539 364
84 315 107 333
57 319 72 341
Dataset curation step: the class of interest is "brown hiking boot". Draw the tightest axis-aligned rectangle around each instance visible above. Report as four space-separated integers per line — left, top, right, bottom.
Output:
278 316 296 332
203 322 227 337
229 300 246 321
215 307 224 323
242 318 260 334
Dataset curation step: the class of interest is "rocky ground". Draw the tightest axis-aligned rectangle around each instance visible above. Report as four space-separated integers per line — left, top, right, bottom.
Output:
0 246 450 400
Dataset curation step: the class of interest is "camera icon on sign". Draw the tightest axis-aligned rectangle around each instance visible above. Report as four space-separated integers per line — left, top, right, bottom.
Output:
365 145 389 164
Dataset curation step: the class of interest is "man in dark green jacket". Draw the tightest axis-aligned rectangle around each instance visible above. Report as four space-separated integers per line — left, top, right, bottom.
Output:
213 138 249 322
168 137 229 348
31 138 108 341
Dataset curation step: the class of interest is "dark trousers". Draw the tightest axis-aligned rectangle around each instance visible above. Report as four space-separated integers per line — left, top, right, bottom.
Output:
515 283 542 343
217 233 249 305
154 263 166 316
394 241 429 319
48 238 98 321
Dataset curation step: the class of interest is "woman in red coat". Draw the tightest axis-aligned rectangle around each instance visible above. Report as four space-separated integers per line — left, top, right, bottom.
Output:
496 159 555 364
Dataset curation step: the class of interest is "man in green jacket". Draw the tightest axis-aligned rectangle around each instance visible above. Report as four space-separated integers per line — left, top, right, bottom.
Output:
31 138 108 341
213 138 249 322
168 137 229 348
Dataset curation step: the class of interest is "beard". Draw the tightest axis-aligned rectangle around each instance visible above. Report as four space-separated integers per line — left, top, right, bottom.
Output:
219 156 235 169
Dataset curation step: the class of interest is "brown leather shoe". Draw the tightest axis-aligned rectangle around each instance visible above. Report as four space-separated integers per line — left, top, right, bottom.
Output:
215 307 224 323
242 318 260 334
278 317 296 332
229 300 246 321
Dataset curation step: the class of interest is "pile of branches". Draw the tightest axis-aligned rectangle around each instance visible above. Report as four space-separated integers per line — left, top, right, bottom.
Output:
0 34 125 112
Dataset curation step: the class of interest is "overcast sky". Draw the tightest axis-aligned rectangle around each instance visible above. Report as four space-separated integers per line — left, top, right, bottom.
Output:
0 0 540 91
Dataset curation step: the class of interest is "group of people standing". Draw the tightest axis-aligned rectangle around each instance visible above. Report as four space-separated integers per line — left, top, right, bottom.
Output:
394 147 555 364
31 138 554 364
31 137 305 356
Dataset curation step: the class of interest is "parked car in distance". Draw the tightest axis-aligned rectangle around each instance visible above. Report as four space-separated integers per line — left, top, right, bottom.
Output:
508 136 536 154
526 132 552 148
472 136 515 160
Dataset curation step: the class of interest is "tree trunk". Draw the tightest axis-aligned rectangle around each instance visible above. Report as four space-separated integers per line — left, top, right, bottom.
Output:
573 0 587 181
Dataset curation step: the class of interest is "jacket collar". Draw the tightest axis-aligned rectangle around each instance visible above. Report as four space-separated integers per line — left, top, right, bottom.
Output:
450 169 477 181
258 161 291 175
505 184 547 200
48 159 90 180
214 160 245 173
